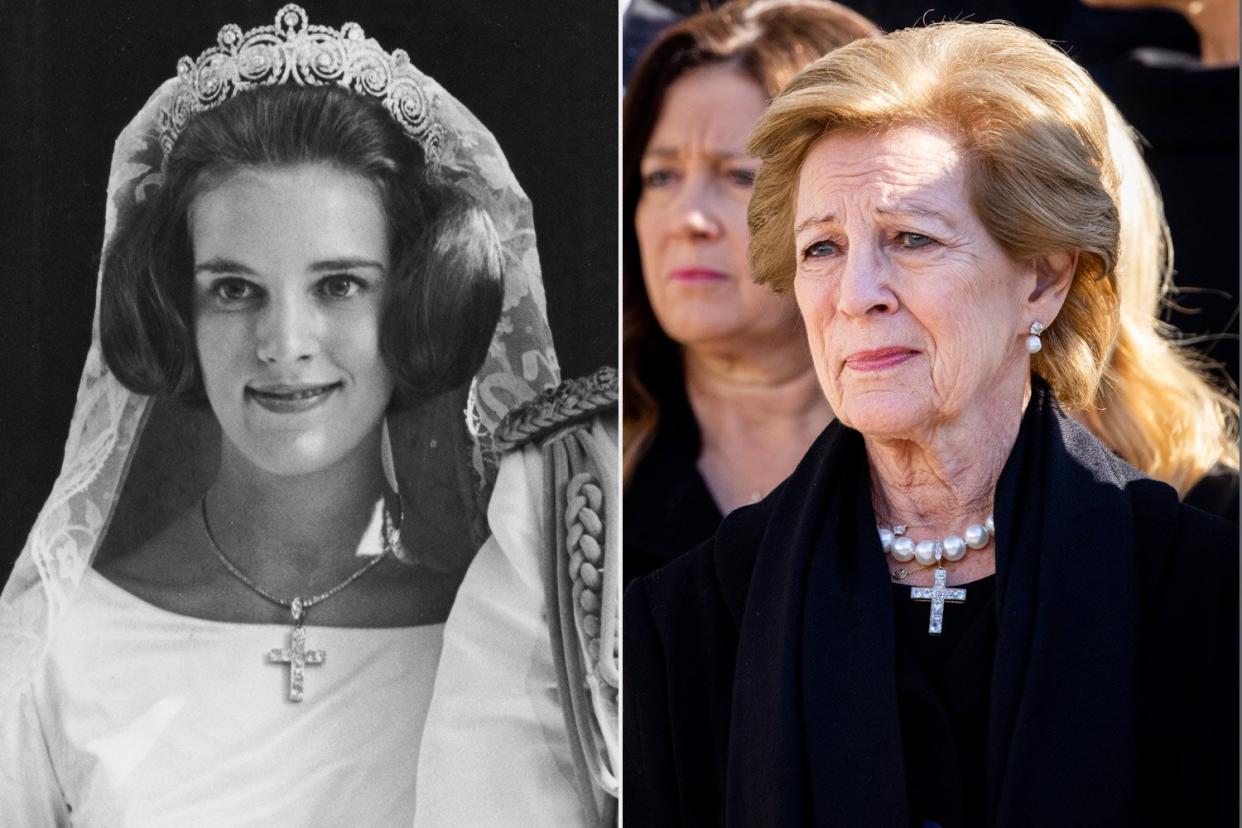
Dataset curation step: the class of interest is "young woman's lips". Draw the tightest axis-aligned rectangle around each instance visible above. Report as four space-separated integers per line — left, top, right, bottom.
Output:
844 348 918 372
246 382 342 414
669 268 728 282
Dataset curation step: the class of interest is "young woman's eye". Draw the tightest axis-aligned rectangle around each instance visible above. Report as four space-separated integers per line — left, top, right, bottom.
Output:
896 232 935 249
210 278 257 302
802 239 840 259
319 275 364 299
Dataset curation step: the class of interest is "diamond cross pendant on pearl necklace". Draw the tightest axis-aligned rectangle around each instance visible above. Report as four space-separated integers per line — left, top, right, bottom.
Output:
909 567 967 635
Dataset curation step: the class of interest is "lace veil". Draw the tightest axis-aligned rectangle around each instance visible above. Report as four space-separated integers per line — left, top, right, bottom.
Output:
0 5 560 704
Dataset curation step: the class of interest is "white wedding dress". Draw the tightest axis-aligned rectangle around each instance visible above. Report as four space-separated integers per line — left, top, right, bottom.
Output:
8 570 442 825
1 448 585 826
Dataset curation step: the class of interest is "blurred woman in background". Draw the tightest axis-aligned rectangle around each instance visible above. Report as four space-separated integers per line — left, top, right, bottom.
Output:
623 0 878 582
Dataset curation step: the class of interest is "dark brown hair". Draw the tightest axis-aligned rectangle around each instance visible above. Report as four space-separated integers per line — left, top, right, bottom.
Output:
622 0 878 482
101 84 503 407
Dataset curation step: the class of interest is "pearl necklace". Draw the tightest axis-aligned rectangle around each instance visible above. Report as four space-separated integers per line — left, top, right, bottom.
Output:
878 513 995 568
878 514 995 635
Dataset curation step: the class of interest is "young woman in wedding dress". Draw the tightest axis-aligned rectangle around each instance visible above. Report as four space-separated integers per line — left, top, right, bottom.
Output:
0 6 617 824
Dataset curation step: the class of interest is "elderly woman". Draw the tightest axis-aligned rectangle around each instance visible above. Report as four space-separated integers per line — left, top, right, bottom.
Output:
624 0 877 583
624 21 1237 828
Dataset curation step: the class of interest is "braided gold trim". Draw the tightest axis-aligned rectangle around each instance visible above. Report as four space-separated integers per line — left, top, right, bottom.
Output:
493 367 617 451
564 472 615 700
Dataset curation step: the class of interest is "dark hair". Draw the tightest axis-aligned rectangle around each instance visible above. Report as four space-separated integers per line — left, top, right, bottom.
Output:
101 84 503 407
622 0 878 481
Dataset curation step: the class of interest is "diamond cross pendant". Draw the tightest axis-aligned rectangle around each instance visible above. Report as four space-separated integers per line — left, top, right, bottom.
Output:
268 625 325 702
909 567 967 635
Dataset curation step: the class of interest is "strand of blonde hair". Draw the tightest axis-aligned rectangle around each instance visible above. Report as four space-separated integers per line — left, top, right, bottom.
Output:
1081 100 1238 495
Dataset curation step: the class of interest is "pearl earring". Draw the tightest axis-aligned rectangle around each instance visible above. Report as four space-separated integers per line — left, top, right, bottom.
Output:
1026 321 1044 354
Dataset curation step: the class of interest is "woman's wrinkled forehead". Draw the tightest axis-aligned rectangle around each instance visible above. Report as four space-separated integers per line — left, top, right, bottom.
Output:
794 125 973 233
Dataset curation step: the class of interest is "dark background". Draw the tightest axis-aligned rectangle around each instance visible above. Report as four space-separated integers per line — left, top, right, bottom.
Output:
0 1 618 572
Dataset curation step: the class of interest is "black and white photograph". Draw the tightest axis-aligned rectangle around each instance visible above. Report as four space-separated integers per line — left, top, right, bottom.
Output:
0 2 617 824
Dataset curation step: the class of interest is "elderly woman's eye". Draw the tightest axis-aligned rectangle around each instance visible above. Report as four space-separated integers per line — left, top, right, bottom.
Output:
896 232 935 249
319 275 363 299
210 278 257 302
802 239 839 259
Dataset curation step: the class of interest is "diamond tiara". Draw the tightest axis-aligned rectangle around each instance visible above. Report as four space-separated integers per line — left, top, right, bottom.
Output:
158 4 443 165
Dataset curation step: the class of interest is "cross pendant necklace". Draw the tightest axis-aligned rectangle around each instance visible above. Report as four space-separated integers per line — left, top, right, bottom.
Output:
909 566 967 635
267 598 326 702
880 515 993 635
200 498 397 702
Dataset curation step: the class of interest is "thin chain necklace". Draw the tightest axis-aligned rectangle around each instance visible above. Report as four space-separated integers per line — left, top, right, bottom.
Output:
200 497 394 702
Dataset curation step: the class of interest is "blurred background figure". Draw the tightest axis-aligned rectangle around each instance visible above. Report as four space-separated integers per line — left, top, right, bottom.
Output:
621 0 1197 77
622 0 879 583
1078 0 1239 389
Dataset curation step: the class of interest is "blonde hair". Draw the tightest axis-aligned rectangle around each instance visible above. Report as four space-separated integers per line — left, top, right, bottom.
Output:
747 21 1121 411
622 0 878 484
1078 100 1238 495
747 21 1237 495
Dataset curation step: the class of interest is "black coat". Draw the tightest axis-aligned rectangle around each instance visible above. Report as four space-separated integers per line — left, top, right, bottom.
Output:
624 385 722 587
625 382 1238 826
